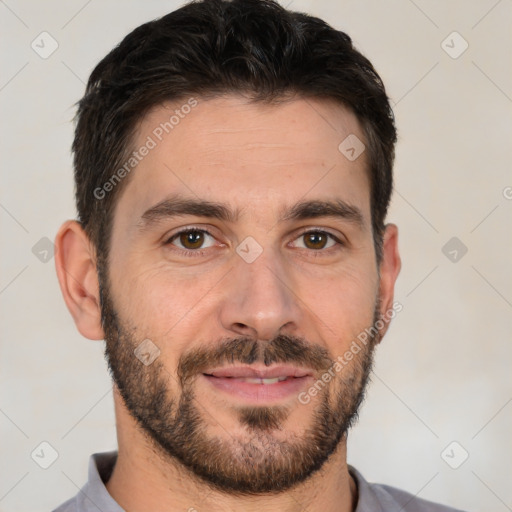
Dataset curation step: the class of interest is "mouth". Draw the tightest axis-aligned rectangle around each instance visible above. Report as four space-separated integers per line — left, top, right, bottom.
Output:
201 365 315 403
213 375 291 384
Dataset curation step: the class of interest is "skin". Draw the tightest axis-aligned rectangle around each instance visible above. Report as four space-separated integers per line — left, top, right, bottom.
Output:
55 95 401 512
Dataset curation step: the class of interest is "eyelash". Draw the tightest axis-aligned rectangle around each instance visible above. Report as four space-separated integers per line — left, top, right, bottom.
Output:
164 227 344 258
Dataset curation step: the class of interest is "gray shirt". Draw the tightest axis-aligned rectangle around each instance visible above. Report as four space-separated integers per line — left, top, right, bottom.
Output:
53 452 466 512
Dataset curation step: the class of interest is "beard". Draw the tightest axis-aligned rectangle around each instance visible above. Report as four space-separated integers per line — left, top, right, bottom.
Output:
99 276 380 495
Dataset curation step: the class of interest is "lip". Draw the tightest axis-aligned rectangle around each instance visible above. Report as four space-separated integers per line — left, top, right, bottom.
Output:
201 365 315 403
204 364 314 379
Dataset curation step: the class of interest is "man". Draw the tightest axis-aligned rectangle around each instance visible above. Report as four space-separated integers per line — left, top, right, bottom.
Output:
53 0 464 510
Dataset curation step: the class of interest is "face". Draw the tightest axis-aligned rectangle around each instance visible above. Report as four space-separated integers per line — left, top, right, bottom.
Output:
101 95 386 494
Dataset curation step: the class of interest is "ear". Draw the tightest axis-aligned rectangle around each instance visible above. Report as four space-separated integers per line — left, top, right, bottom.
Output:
376 223 401 340
54 220 104 340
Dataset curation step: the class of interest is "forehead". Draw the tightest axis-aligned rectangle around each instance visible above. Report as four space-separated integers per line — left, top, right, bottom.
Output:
113 94 371 229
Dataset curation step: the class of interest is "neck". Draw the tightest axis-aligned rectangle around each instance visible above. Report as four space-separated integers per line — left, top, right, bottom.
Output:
106 389 357 512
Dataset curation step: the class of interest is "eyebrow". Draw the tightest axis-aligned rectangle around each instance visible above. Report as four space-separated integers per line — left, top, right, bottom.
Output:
138 193 365 231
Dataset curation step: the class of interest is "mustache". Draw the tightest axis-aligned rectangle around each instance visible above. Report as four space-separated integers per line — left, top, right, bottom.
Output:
177 334 334 385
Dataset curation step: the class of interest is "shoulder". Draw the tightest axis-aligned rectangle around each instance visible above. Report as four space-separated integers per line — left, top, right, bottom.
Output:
349 466 467 512
374 483 466 512
52 496 76 512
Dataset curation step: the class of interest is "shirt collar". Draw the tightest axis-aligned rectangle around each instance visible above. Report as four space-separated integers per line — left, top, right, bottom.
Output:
79 452 403 512
75 451 123 512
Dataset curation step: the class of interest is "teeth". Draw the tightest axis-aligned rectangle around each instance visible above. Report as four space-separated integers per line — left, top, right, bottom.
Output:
238 376 289 384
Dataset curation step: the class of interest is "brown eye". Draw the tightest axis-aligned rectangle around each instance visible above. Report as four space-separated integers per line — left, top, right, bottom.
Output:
303 232 329 250
179 231 204 249
295 230 338 251
168 229 215 251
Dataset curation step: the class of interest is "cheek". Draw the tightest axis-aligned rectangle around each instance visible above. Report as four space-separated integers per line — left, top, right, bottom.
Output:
111 261 219 340
301 265 378 352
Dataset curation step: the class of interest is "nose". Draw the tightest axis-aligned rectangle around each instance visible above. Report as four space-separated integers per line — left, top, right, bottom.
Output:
218 246 303 341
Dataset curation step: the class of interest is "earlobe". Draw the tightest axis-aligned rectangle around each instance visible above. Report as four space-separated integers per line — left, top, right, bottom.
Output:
54 220 105 340
377 223 401 339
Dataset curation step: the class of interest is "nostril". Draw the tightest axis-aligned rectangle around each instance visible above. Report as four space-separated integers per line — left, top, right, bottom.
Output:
230 323 259 337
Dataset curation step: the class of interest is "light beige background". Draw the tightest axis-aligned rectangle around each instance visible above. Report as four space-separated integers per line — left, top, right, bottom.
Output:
1 1 511 511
